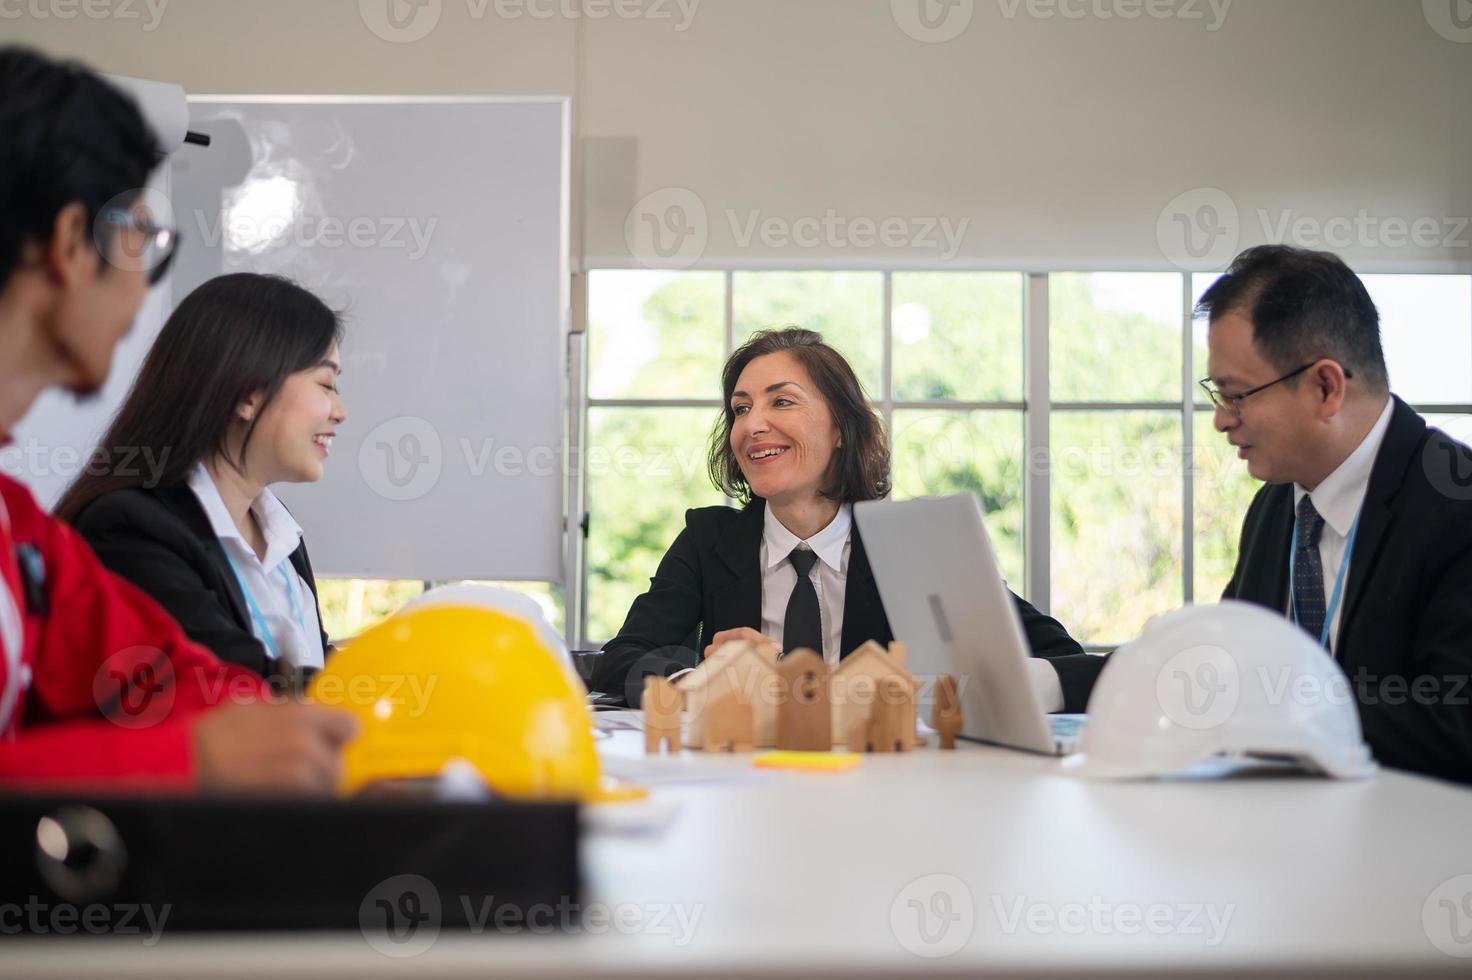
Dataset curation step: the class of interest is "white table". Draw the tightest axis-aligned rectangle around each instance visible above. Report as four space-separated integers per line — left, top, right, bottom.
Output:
11 729 1472 977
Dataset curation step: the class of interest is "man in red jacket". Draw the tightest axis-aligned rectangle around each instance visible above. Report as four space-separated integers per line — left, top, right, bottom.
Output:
0 47 355 791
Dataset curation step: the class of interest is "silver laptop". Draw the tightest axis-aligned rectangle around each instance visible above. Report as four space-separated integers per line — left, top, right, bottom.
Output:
855 494 1086 755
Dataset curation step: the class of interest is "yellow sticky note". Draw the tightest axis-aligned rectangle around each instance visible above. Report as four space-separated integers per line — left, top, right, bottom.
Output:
752 751 862 772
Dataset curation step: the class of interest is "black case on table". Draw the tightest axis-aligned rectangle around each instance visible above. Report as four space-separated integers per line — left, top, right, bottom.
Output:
0 793 581 932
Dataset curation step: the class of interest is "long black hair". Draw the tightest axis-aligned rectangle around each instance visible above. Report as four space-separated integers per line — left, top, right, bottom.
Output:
56 273 343 522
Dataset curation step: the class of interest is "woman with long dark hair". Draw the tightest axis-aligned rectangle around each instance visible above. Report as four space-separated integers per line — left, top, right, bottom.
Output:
57 272 347 684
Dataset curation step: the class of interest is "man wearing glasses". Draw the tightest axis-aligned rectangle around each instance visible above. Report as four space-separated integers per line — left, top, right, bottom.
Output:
1201 244 1472 784
0 47 355 791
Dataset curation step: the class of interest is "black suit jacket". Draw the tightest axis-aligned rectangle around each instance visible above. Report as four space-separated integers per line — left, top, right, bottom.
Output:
71 484 330 685
593 500 1099 709
1223 397 1472 784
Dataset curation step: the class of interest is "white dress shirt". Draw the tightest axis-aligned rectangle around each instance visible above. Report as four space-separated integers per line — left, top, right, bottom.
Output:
760 504 852 666
1289 397 1395 653
188 464 324 669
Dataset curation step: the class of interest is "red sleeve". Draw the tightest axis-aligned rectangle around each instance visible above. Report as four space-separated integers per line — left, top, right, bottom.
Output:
0 718 200 791
0 478 264 790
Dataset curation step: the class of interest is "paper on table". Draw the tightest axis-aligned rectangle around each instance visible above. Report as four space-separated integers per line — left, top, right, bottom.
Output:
600 753 778 786
599 708 932 739
593 709 645 732
583 796 684 836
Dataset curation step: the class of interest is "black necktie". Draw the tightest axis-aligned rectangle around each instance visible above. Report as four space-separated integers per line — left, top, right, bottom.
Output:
1293 495 1328 643
783 547 823 658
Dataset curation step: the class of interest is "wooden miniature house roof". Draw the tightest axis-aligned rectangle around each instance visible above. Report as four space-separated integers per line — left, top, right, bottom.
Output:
834 640 909 681
674 639 777 692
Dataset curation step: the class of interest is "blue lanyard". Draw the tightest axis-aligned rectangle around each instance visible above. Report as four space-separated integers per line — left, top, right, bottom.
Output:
1288 502 1362 652
225 554 312 661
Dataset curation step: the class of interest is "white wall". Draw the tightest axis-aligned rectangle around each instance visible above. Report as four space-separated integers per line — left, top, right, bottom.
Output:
8 0 1472 271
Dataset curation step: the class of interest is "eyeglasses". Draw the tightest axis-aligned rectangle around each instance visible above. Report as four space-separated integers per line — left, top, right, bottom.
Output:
98 207 179 285
1198 361 1354 416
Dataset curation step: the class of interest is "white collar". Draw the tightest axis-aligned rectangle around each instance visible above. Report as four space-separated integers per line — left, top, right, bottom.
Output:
1293 397 1395 536
763 502 852 574
188 462 303 571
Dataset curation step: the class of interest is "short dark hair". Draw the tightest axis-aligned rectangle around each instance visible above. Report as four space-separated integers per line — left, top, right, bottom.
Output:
708 328 890 505
1195 244 1389 392
0 46 162 285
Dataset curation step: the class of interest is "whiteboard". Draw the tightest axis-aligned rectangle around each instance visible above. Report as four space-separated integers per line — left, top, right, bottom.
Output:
165 97 571 582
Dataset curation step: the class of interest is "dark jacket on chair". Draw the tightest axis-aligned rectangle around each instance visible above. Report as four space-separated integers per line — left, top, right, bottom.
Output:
71 484 330 687
1222 397 1472 784
592 500 1101 709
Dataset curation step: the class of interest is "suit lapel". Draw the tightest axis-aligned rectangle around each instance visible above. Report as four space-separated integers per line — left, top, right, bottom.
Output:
155 484 252 631
1240 485 1294 612
840 528 888 656
1339 398 1424 632
288 543 318 603
711 501 765 633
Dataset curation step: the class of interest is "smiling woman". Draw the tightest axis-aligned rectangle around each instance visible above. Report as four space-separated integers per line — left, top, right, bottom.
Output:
709 328 890 528
56 273 346 686
591 327 1093 709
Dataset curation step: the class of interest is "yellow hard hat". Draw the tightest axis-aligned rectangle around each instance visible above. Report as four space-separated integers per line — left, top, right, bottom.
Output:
309 604 643 803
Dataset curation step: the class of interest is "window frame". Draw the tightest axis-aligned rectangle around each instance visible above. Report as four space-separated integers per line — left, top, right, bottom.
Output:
576 269 1472 651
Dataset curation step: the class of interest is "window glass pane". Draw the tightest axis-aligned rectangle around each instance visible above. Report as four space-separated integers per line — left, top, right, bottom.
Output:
1425 414 1472 449
452 581 565 635
1195 273 1472 408
892 273 1023 402
1192 272 1226 406
732 272 883 396
586 407 726 644
317 580 425 641
1051 273 1182 403
317 580 564 643
891 410 1024 588
1362 275 1472 404
1190 411 1262 602
1051 412 1183 644
588 270 725 400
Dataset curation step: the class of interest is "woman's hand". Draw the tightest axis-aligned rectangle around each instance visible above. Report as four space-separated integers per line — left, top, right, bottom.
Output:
703 627 780 661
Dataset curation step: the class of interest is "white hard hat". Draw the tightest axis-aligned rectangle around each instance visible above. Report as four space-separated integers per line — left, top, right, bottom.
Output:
399 583 577 680
1063 600 1376 780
